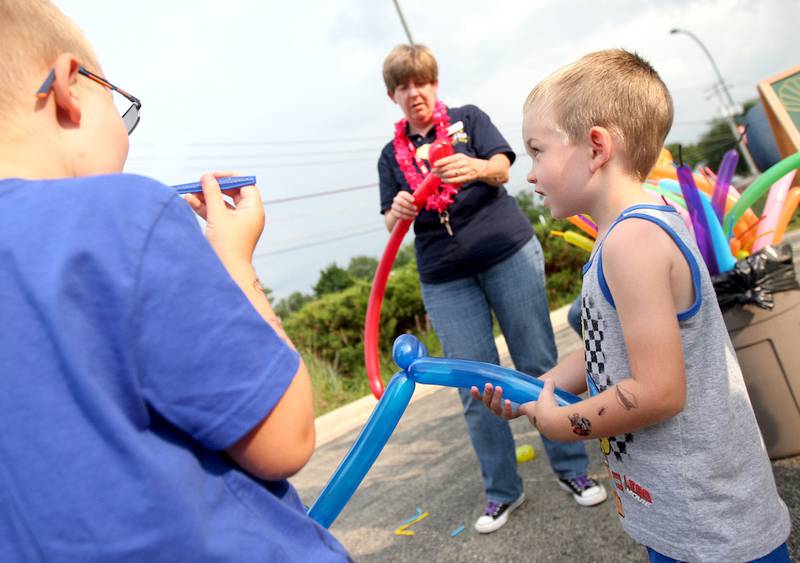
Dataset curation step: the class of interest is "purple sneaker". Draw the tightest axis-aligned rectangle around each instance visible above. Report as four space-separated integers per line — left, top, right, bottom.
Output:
474 493 526 534
558 475 607 507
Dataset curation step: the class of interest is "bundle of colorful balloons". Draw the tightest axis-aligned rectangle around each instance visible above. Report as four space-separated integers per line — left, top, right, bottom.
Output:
554 150 800 276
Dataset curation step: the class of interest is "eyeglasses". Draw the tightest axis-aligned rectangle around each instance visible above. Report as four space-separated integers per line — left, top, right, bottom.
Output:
36 66 142 135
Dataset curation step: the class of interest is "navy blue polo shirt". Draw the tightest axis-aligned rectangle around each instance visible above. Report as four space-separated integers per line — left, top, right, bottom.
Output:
378 104 533 284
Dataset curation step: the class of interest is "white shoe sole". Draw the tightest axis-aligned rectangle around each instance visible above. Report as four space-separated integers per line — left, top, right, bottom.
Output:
474 493 526 534
558 481 608 507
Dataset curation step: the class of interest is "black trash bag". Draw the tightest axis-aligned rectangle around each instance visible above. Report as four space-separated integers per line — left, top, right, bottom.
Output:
712 244 800 313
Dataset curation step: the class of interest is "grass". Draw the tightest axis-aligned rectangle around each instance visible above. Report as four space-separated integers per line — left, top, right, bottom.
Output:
306 328 443 416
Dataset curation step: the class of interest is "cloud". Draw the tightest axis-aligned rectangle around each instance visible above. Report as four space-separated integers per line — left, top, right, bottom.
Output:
56 0 800 297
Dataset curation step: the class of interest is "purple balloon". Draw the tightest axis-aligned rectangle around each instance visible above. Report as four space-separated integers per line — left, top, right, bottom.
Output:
710 150 738 224
677 165 719 275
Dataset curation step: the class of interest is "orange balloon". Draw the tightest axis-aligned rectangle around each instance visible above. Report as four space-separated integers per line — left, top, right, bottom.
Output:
740 232 757 252
567 215 598 239
772 187 800 245
729 238 741 255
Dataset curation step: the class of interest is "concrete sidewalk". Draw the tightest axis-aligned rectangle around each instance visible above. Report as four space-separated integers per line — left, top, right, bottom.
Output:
292 232 800 561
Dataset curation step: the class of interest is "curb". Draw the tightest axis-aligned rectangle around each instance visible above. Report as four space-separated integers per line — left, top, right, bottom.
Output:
313 301 575 447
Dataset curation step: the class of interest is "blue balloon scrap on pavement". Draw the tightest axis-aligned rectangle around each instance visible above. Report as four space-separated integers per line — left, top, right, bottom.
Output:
307 334 582 528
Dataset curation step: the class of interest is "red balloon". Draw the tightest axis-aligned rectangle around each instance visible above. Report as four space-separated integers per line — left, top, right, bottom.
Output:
364 141 455 398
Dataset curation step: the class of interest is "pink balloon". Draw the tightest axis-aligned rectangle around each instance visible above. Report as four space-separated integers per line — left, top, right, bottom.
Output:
752 170 797 253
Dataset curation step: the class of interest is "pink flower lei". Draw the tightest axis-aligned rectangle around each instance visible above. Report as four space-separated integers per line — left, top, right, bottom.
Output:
392 100 460 214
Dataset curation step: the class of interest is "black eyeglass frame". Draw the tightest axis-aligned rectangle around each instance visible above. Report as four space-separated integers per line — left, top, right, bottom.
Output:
36 66 142 135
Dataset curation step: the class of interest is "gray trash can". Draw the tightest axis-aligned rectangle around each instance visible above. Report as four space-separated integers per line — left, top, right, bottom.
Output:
724 289 800 459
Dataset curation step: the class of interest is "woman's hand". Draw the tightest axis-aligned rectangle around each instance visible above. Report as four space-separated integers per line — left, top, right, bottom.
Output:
432 153 488 185
182 172 265 268
390 190 419 221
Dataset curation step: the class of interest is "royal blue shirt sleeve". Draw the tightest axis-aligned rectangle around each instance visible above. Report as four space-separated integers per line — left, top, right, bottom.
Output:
461 104 516 165
132 196 300 450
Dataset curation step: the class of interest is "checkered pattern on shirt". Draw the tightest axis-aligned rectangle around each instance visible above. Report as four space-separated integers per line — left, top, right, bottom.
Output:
583 295 634 463
582 295 608 389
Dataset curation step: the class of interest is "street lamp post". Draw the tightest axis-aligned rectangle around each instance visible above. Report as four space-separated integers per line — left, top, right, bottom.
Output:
670 28 759 175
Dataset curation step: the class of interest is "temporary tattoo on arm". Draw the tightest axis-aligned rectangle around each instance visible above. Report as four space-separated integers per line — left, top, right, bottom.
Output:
568 413 592 436
615 384 638 411
597 407 606 416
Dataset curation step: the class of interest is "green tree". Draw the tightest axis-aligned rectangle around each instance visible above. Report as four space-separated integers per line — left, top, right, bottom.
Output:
274 291 313 318
392 243 416 270
347 255 379 280
313 263 354 297
665 99 757 176
515 188 587 308
515 189 547 226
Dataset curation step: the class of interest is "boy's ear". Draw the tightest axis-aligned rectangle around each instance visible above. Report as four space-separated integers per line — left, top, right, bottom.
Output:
50 53 83 126
387 90 397 104
588 126 613 173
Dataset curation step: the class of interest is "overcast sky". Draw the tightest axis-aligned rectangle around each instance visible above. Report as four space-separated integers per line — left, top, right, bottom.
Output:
57 0 799 298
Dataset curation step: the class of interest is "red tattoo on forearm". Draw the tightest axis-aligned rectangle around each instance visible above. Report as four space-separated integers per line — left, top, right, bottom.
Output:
568 413 592 436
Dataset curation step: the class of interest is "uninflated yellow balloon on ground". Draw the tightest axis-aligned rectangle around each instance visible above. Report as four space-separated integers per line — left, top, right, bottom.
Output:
516 444 535 464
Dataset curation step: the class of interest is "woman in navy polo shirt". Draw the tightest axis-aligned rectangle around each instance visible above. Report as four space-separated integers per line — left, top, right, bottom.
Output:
377 44 606 533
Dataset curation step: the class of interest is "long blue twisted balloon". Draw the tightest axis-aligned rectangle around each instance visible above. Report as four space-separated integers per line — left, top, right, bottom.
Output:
307 334 581 528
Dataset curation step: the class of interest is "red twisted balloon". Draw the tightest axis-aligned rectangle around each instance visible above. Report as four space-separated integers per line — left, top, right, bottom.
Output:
364 139 455 399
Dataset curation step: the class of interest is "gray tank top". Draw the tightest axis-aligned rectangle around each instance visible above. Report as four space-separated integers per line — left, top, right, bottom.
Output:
581 204 789 561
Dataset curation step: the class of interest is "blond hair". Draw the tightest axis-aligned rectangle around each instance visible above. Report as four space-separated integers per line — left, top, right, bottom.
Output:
525 49 673 180
0 0 100 119
382 44 438 93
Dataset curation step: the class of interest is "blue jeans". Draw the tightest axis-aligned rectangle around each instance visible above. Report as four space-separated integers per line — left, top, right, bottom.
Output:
421 237 590 503
567 296 582 336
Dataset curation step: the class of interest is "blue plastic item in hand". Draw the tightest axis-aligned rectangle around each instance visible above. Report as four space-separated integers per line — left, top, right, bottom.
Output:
307 334 582 528
171 175 256 194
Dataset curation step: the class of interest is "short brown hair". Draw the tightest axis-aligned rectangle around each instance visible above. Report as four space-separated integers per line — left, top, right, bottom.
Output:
382 44 438 93
524 49 673 180
0 0 100 120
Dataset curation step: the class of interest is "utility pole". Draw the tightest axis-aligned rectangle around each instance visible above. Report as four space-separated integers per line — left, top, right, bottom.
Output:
670 28 759 175
392 0 414 44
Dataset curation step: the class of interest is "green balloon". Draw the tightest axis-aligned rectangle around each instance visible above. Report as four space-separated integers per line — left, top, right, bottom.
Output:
723 152 800 237
644 183 687 209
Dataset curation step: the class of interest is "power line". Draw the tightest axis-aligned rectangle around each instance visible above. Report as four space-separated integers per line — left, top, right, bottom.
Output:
267 199 375 223
266 221 379 246
255 226 386 257
264 182 378 205
182 156 377 170
184 146 383 160
189 135 386 147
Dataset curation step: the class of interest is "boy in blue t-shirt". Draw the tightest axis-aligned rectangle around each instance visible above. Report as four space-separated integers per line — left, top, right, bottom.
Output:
475 50 790 561
0 1 348 560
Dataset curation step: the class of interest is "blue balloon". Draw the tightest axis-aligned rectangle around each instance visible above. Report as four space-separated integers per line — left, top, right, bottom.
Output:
307 335 582 528
408 357 581 407
659 179 737 273
307 371 416 528
392 333 428 370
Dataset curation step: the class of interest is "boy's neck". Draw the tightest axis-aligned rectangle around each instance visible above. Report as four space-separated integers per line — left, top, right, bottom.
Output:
0 139 73 180
586 174 653 239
